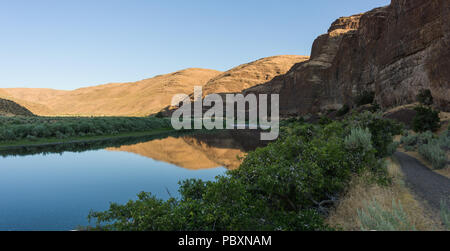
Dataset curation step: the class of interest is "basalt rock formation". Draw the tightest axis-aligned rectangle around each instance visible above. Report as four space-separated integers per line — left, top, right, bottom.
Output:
246 0 450 116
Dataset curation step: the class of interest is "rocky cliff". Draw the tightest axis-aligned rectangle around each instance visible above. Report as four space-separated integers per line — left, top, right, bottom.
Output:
246 0 450 116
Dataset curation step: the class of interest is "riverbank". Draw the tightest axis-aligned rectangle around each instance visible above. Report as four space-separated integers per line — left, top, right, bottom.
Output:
0 116 175 149
0 128 177 150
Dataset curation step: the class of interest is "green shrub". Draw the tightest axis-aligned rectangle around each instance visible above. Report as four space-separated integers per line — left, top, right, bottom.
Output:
337 104 350 117
401 133 418 151
413 106 440 132
0 116 171 142
0 129 15 141
417 131 434 145
369 103 381 113
441 200 450 230
358 200 416 231
87 121 382 231
401 131 437 152
344 127 373 152
386 142 400 156
319 116 332 125
347 112 403 158
416 89 434 106
439 129 450 150
155 112 165 118
418 141 447 170
355 91 375 107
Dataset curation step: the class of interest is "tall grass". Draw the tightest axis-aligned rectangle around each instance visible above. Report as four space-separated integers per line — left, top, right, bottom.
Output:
344 127 373 152
400 129 449 170
418 141 447 170
358 199 416 231
441 200 450 230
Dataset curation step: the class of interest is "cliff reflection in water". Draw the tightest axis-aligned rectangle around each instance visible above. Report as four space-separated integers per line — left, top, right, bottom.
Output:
108 130 269 170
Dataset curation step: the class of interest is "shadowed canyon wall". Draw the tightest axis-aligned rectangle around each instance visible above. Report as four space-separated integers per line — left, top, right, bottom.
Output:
245 0 449 116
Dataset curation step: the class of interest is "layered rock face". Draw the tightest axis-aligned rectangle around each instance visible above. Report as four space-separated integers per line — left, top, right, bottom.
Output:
246 0 450 115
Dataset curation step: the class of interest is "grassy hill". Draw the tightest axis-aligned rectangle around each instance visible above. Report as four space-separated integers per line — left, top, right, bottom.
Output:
0 68 221 116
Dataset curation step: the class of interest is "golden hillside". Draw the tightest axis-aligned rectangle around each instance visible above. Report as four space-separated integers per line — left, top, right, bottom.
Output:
0 68 221 116
202 55 309 96
109 136 246 170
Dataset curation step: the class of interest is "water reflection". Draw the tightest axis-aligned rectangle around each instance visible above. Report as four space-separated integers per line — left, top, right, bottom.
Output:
109 130 268 170
0 130 269 170
0 130 270 230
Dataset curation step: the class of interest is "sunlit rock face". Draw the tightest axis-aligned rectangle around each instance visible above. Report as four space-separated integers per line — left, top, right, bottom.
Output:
246 0 450 115
108 131 268 170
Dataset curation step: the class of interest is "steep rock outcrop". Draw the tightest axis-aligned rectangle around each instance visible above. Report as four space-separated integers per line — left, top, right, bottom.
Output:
246 0 450 115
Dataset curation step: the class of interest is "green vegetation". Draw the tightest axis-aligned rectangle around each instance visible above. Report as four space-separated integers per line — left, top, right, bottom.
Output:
440 127 450 151
401 131 434 151
413 106 440 133
441 200 450 230
0 116 172 145
344 127 373 152
346 112 403 158
418 142 447 170
336 104 350 117
154 111 165 118
358 200 416 231
355 91 375 107
319 116 332 125
416 89 434 106
87 111 401 231
401 128 449 170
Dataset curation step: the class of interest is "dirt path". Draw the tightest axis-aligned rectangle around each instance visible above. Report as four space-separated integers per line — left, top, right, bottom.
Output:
393 152 450 212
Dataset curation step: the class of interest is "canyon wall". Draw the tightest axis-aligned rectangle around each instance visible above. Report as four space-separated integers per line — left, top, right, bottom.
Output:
246 0 450 116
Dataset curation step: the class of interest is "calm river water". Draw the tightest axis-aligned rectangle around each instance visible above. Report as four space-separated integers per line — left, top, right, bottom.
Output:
0 130 266 230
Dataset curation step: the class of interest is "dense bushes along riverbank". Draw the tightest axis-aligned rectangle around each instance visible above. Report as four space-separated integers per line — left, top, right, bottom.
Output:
87 112 403 231
0 116 172 143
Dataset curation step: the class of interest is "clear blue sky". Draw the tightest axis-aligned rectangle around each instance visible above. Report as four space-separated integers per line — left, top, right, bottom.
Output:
0 0 390 90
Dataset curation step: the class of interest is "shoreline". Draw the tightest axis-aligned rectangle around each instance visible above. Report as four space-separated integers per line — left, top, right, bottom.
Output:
0 128 176 150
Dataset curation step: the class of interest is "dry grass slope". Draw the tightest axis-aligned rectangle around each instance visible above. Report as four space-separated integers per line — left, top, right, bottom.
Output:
202 55 309 96
0 68 221 117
